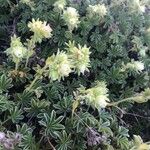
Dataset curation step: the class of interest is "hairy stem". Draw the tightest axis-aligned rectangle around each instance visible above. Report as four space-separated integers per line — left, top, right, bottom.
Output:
108 97 136 107
15 62 19 71
27 75 40 91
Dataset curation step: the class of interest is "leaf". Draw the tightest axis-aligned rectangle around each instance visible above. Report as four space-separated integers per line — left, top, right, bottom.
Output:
9 106 24 123
0 74 12 93
38 110 65 138
56 131 73 150
0 94 14 112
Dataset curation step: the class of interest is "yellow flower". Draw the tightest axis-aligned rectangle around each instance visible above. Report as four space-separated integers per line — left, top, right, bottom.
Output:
63 7 80 31
122 60 144 73
66 41 91 75
54 0 66 11
46 51 72 81
28 19 52 42
87 4 107 18
6 35 27 61
79 81 109 109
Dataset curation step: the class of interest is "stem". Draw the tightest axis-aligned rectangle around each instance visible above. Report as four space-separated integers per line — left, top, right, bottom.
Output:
15 62 19 71
47 137 56 150
74 112 91 129
27 65 47 91
108 97 136 107
2 118 10 125
25 57 29 68
27 75 40 91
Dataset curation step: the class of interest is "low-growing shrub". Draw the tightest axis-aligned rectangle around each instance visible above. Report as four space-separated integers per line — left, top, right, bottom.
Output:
0 0 150 149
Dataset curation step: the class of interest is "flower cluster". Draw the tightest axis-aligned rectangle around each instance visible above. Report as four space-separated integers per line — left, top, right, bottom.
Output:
121 60 144 73
133 88 150 103
54 0 66 11
79 82 109 109
87 4 107 19
63 7 80 31
28 19 52 43
0 132 22 149
66 41 91 75
130 135 150 150
129 0 145 13
46 51 72 81
6 35 27 63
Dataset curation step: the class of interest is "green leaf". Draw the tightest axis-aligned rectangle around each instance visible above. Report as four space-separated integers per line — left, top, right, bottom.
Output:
9 106 24 123
38 110 65 138
0 74 12 93
56 131 73 150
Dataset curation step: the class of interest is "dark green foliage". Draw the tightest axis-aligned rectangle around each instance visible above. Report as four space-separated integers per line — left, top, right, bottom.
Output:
0 0 150 149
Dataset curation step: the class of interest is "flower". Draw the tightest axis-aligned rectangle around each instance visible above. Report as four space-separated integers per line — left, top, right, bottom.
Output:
66 41 91 75
12 46 27 59
28 19 52 42
46 51 72 81
131 135 150 150
63 7 80 31
6 35 27 62
129 0 146 13
0 132 5 142
79 82 109 109
87 4 107 18
54 0 66 11
126 60 144 73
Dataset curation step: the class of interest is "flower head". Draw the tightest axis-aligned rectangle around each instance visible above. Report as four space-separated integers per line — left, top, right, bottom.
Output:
28 19 52 42
6 35 27 62
87 4 107 19
129 0 145 13
46 51 72 81
126 60 144 73
54 0 66 11
63 7 80 31
131 135 150 150
79 82 109 109
66 41 91 75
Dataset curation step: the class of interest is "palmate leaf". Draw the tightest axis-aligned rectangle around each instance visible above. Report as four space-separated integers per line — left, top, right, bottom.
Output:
98 119 113 137
38 110 65 138
9 106 24 123
21 132 40 150
73 112 98 133
53 95 73 115
0 74 12 93
56 131 73 150
16 124 40 150
116 136 130 150
115 126 130 150
26 98 50 117
0 94 14 112
17 90 33 106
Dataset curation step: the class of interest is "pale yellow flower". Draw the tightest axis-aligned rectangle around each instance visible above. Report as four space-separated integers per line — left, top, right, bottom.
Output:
28 19 52 42
63 7 80 31
87 4 107 18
